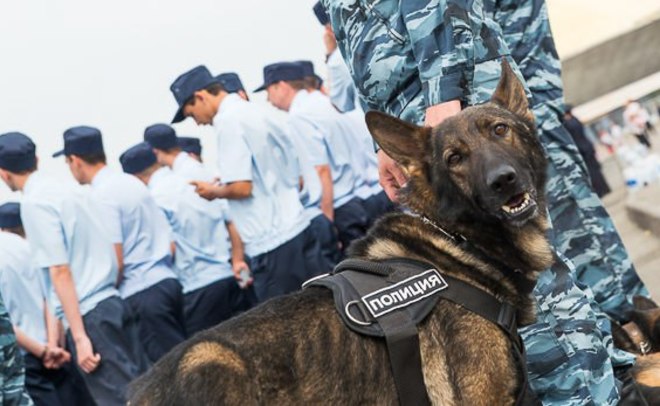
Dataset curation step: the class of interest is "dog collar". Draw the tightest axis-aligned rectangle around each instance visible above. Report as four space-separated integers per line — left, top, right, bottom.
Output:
417 214 467 244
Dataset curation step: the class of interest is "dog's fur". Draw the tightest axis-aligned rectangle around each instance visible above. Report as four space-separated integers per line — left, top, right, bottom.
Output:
612 296 660 355
611 296 660 404
128 60 554 406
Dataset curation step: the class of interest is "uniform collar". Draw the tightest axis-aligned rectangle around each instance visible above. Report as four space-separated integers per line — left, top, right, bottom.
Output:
289 90 309 114
172 151 190 172
216 93 243 119
148 166 171 189
90 166 112 188
22 171 42 196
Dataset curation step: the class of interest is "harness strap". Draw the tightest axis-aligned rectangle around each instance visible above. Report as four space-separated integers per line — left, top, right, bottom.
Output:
343 270 431 406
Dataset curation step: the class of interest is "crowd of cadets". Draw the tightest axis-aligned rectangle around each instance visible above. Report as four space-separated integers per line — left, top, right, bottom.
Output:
0 8 395 406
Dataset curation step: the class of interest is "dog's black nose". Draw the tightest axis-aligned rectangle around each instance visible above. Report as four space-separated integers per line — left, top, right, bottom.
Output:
487 165 517 193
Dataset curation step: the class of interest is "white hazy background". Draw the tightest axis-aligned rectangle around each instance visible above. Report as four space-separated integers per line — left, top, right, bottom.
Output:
1 0 659 202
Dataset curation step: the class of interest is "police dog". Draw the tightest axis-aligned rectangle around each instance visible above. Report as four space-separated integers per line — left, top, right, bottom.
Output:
129 60 553 406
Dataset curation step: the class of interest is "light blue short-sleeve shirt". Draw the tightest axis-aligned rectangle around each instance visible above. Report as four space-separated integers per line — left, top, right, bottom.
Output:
172 152 213 182
21 171 119 318
289 90 359 208
90 167 176 298
0 232 48 350
148 167 233 293
213 94 309 257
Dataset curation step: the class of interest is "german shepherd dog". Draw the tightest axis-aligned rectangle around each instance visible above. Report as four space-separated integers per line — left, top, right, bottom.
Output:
129 60 554 405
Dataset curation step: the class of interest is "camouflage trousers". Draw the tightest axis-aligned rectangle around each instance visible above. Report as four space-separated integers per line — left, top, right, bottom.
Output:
0 293 33 405
519 101 648 405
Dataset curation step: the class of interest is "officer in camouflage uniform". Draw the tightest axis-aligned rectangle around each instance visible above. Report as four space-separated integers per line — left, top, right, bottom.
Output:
0 293 33 405
321 0 649 404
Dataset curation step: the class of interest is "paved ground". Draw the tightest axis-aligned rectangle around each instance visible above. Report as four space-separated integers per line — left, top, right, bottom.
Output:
601 149 660 300
603 189 660 300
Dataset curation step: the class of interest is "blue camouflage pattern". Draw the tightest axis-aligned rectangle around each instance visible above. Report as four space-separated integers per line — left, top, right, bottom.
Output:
0 292 33 405
323 0 649 404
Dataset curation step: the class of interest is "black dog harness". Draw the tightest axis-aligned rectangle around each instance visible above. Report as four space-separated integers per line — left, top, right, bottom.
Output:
303 257 539 406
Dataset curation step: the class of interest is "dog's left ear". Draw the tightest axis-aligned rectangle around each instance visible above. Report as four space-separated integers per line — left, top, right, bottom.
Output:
634 296 659 311
365 111 431 168
490 59 535 123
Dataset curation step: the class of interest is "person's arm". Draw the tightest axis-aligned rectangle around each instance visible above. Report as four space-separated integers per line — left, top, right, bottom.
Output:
113 243 124 287
49 264 100 373
44 300 59 348
400 0 475 115
191 181 252 200
13 326 47 359
315 164 334 221
225 221 249 280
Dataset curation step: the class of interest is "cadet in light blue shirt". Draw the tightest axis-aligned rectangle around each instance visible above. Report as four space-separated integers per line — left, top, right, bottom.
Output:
0 132 147 406
260 62 369 256
120 142 254 334
144 123 215 183
169 65 327 302
53 126 185 363
0 203 94 406
177 136 203 162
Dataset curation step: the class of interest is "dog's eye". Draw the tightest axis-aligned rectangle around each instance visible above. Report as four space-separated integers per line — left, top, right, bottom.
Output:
446 153 462 166
493 124 509 137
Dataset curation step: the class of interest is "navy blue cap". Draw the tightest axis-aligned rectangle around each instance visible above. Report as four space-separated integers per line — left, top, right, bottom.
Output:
178 137 202 156
0 132 36 172
53 126 104 158
170 65 220 123
254 62 306 92
144 123 178 150
216 72 245 93
119 142 157 174
296 60 324 89
313 2 330 26
0 202 21 228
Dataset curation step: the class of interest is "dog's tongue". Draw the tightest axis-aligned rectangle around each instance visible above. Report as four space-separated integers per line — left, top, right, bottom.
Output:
505 193 526 208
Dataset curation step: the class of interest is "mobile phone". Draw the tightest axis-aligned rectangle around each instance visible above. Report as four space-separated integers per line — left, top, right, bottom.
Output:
237 267 253 289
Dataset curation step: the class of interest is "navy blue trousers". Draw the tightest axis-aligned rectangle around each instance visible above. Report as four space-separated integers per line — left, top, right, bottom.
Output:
184 277 255 336
125 278 187 363
66 296 148 406
308 214 340 272
250 225 326 303
334 197 370 256
24 353 95 406
362 191 396 227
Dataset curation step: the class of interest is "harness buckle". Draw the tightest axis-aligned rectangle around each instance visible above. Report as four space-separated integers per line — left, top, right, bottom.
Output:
345 300 374 326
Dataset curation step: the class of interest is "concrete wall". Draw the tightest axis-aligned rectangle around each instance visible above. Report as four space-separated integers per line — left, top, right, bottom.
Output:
562 19 660 105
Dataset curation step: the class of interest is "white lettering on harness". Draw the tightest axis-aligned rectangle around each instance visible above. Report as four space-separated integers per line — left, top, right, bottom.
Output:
362 269 448 318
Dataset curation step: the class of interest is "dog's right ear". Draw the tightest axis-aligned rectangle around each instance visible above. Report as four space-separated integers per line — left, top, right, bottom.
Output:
365 111 430 168
490 59 535 123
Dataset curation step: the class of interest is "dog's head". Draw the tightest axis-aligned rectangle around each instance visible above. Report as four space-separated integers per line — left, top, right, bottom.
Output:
366 60 548 236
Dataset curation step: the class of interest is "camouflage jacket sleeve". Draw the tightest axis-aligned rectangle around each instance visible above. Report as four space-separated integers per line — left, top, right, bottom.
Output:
400 0 474 106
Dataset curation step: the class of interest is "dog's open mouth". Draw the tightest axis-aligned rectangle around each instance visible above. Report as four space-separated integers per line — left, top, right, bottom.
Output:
501 192 537 222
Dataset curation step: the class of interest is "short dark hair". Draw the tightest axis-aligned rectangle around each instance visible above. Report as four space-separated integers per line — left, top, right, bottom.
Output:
1 225 25 238
285 80 307 91
71 152 107 165
185 83 226 107
303 77 320 90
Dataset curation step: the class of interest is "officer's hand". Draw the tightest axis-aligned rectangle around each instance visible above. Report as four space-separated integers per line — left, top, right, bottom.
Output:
191 180 218 201
75 335 101 373
377 149 408 203
43 346 71 369
424 100 462 127
324 25 337 55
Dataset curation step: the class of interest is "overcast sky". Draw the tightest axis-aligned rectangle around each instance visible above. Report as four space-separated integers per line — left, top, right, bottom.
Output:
1 0 658 202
